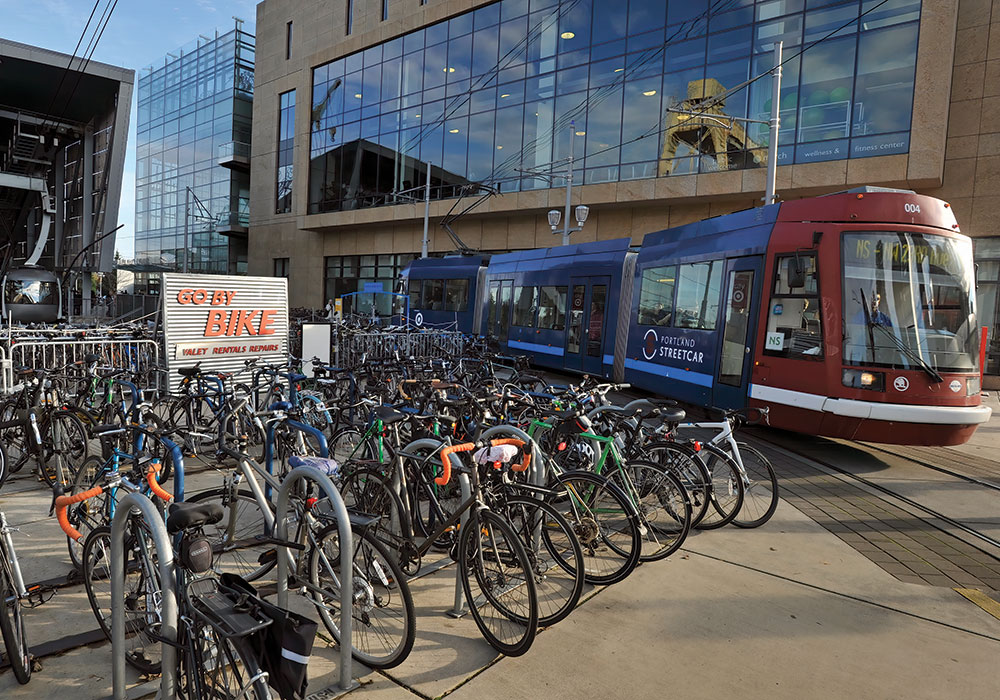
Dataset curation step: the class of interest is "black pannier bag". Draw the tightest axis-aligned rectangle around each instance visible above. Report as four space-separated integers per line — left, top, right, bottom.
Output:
220 573 319 700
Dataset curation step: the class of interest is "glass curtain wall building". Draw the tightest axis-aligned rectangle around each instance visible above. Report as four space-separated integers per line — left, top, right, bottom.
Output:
308 0 921 215
134 21 255 293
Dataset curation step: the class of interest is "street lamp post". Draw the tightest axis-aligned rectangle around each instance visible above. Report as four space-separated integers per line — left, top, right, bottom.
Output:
561 122 575 246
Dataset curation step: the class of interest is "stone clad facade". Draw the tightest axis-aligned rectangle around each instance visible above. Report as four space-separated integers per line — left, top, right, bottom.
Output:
248 0 1000 375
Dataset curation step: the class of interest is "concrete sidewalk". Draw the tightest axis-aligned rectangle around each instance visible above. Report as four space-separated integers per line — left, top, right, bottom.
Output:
2 469 998 699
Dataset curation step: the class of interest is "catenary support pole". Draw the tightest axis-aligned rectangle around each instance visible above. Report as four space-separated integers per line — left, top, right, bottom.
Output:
421 160 431 258
765 41 783 206
562 122 575 246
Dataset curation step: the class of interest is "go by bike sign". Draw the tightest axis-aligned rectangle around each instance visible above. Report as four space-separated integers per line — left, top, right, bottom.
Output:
162 273 289 390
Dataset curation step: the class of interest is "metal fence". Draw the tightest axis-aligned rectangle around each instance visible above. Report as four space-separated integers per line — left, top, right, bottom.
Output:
5 338 163 394
335 329 467 369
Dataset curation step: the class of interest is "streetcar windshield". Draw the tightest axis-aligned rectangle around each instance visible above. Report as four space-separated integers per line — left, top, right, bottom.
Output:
842 232 978 373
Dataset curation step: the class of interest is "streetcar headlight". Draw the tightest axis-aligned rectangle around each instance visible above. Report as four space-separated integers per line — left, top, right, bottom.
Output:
842 369 885 391
967 376 981 396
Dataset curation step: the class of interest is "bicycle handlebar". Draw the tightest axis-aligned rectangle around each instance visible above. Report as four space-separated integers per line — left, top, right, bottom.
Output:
437 438 528 486
55 486 104 541
146 461 173 502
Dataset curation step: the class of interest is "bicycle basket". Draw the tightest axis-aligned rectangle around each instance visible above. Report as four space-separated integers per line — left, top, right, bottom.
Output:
220 573 319 700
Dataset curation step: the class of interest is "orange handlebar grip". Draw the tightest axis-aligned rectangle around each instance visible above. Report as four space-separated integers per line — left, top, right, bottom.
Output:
437 442 475 486
488 438 531 473
147 462 173 502
55 485 103 542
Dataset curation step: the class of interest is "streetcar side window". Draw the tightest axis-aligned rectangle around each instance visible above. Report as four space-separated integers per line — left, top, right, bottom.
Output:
674 260 723 330
513 286 538 327
537 286 567 330
637 265 676 327
444 279 469 312
765 255 823 358
422 279 445 310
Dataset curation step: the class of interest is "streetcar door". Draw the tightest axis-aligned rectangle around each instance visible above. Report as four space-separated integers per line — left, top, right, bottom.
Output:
712 257 762 409
565 276 609 375
487 279 513 342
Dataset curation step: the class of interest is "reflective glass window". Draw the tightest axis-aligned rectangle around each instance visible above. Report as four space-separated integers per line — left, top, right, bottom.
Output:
674 261 723 330
513 286 537 326
537 286 567 330
638 266 676 327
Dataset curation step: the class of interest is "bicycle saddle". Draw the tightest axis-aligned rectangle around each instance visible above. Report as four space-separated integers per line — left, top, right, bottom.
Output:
374 405 408 425
167 502 224 535
177 366 202 377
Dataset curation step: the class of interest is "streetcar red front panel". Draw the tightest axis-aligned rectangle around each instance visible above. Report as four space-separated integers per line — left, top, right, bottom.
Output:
749 191 990 446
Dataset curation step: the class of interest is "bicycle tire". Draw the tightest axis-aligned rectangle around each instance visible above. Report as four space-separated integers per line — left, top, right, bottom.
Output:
0 439 8 490
66 455 112 571
0 545 31 684
458 509 538 657
404 443 463 545
637 441 711 527
501 495 584 626
694 443 746 530
178 615 271 700
38 409 89 486
608 460 691 562
339 468 409 551
186 487 274 581
549 470 642 586
81 523 163 674
731 442 780 528
308 523 416 669
0 399 30 474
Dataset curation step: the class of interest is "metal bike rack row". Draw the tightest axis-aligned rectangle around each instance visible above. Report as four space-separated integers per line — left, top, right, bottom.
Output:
111 493 178 700
335 329 466 369
111 465 357 698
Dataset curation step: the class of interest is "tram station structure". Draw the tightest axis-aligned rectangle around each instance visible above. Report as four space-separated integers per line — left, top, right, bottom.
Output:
0 37 132 317
245 0 999 380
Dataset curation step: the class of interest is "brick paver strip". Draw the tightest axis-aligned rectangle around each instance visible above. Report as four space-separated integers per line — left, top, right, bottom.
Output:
750 441 999 592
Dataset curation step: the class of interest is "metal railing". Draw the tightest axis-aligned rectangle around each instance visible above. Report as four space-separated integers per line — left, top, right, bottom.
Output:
6 338 162 394
217 140 251 161
335 329 466 369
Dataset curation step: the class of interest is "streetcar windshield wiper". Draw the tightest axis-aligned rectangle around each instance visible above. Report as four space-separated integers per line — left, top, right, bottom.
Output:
869 322 944 383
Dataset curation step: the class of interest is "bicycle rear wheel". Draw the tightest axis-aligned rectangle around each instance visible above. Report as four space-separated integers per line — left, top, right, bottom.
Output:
459 509 538 657
178 620 271 700
609 461 691 562
502 495 584 626
0 546 31 684
549 470 641 586
732 443 779 528
638 442 710 527
695 444 745 530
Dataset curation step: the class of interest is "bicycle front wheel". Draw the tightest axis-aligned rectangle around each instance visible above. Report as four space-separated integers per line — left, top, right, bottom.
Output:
0 548 31 684
309 524 416 669
459 509 538 657
81 523 163 674
502 496 584 626
732 443 779 528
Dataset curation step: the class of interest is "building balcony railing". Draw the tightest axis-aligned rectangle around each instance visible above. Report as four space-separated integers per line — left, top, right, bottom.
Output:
217 141 250 171
216 209 249 236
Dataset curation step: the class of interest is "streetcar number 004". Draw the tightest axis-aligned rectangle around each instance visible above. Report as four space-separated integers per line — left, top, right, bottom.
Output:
904 203 921 213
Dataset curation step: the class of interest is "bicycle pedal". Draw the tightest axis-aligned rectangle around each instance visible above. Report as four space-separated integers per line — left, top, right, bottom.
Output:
257 548 278 566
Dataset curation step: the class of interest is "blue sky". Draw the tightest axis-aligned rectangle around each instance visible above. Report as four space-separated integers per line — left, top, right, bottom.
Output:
0 0 258 258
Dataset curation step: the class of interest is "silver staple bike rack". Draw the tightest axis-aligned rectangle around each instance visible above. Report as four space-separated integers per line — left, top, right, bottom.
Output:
110 492 178 700
274 465 358 693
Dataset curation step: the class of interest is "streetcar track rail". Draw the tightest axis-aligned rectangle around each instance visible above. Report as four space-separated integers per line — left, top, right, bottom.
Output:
855 442 1000 492
749 430 1000 564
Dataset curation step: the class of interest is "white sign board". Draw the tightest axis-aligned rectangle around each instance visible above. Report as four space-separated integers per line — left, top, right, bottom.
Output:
162 273 289 391
765 332 785 351
301 323 333 378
